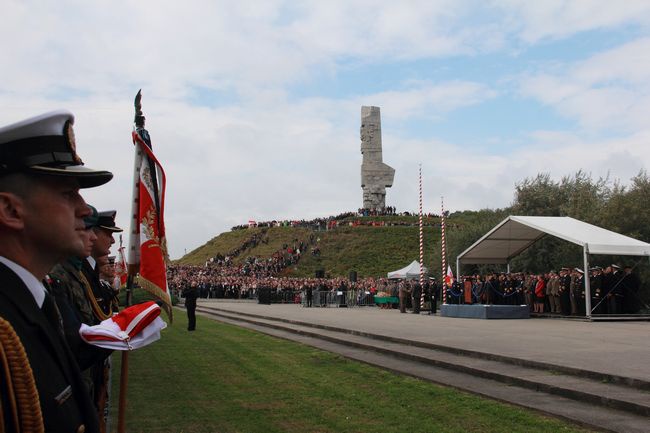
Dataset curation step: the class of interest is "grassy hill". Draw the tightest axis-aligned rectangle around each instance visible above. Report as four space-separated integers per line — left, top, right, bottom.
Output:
177 216 445 278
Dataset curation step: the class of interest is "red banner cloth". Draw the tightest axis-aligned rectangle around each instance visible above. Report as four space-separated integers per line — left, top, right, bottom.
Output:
133 130 172 319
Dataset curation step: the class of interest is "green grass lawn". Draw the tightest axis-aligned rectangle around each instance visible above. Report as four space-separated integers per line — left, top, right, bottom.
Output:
110 313 592 433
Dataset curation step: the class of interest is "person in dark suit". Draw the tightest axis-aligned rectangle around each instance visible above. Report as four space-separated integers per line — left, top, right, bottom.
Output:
0 110 113 433
305 284 313 307
428 278 439 314
183 281 199 331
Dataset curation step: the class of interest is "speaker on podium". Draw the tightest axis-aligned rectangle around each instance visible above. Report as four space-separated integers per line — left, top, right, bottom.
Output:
349 271 357 282
315 269 325 278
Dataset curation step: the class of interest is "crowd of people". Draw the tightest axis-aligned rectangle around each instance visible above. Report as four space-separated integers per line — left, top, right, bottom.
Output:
170 260 644 317
175 216 645 317
206 229 269 266
447 265 643 315
201 235 315 279
230 211 358 231
229 208 457 232
169 264 391 302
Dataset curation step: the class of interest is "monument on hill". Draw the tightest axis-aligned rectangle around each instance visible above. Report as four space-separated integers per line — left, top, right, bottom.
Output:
360 106 395 210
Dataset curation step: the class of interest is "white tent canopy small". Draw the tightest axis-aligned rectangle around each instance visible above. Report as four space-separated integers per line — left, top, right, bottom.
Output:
456 216 650 317
388 260 428 279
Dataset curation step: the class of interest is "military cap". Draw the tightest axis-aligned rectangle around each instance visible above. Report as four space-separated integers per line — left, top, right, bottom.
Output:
97 210 123 232
574 268 584 274
611 264 621 270
83 205 99 229
0 110 113 188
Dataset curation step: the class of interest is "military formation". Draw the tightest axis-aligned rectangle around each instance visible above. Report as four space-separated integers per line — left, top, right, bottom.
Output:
0 111 123 433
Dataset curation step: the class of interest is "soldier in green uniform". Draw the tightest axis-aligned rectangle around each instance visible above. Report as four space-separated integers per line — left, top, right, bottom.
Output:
48 205 110 361
48 206 115 432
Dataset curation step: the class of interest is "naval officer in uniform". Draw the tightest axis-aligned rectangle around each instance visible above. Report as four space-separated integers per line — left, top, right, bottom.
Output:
0 110 112 433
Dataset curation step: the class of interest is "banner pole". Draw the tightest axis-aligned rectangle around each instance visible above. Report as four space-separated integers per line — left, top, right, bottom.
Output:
418 165 426 310
117 351 129 433
118 90 145 432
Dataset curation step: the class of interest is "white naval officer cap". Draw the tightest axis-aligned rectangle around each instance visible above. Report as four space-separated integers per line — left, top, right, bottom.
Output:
0 110 113 188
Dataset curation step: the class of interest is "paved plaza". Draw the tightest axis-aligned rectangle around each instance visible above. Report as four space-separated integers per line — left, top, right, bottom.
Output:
198 300 650 383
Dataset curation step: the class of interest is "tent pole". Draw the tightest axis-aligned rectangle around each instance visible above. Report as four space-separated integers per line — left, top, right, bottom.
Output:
583 246 592 319
507 262 510 274
456 257 460 282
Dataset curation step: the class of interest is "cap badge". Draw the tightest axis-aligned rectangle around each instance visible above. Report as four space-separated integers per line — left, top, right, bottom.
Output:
64 120 83 164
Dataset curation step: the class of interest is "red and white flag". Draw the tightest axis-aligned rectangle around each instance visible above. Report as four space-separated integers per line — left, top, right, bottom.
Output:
128 92 172 320
80 301 166 350
132 129 171 318
115 236 128 287
444 265 455 286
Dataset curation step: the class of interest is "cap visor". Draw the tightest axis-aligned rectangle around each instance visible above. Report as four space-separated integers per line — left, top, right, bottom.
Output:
98 225 123 233
29 165 113 188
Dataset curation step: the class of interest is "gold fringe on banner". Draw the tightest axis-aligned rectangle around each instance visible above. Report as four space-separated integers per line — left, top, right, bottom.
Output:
136 276 173 323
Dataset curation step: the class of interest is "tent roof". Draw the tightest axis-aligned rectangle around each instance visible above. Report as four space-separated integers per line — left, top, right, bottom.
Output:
387 260 428 279
457 216 650 265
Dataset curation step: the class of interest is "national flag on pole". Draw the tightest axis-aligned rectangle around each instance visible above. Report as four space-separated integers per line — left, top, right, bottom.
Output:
115 237 128 287
444 265 454 287
129 91 172 320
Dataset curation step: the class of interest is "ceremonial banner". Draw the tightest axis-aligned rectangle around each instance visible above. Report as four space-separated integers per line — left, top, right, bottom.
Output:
132 127 172 319
128 91 172 320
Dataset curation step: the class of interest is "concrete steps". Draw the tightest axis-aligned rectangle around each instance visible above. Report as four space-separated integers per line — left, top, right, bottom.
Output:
194 305 650 433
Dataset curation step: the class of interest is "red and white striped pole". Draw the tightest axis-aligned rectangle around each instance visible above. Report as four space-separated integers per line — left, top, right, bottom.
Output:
418 165 426 310
441 196 447 305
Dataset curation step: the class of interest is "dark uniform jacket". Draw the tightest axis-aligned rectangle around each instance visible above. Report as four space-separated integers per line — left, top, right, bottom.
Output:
80 260 115 319
0 262 99 433
48 260 112 371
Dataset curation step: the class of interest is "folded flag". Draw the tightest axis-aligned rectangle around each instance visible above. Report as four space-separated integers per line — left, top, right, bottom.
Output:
79 301 167 350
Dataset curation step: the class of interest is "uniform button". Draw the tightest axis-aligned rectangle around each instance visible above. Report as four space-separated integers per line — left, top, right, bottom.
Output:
76 424 85 433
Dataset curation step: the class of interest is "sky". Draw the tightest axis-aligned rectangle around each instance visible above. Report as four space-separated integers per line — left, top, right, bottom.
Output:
2 1 650 259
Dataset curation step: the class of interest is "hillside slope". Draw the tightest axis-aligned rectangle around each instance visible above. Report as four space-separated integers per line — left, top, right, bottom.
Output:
177 217 443 278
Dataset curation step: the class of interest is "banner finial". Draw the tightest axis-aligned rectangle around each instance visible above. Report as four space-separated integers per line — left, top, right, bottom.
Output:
134 89 145 128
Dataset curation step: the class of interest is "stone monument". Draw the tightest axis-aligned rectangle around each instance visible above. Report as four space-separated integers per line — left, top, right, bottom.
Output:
360 106 395 210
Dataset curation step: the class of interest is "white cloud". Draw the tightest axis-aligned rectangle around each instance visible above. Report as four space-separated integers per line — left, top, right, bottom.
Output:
1 1 650 259
518 37 650 132
494 0 650 43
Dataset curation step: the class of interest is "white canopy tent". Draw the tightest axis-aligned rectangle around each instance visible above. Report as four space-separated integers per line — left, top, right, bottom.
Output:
456 216 650 318
388 260 428 279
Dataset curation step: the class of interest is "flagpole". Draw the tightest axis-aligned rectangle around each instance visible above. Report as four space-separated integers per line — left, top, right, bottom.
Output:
126 90 145 307
418 165 426 310
441 196 447 305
